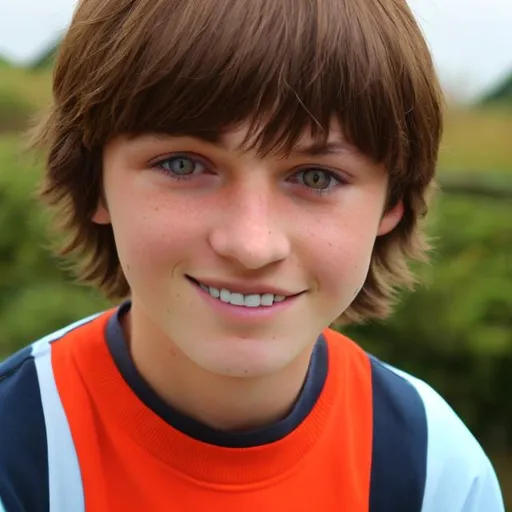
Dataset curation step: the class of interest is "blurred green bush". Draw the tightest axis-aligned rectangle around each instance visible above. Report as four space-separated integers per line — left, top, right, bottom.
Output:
0 136 109 356
0 88 37 133
346 194 512 448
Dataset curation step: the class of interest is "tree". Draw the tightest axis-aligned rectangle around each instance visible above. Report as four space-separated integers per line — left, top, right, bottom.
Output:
482 70 512 104
30 39 60 71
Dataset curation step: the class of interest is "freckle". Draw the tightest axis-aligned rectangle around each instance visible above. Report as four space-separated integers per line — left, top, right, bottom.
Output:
244 369 248 375
167 308 170 313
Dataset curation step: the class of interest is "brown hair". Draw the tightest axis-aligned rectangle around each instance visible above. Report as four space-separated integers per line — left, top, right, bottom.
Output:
32 0 444 323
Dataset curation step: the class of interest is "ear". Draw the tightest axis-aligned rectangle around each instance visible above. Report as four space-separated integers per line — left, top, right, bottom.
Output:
377 200 404 236
91 201 111 225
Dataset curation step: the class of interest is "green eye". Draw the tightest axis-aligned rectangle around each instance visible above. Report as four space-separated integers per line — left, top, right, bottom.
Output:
301 169 333 190
162 157 197 175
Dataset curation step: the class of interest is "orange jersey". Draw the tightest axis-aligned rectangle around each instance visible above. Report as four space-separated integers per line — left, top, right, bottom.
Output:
0 303 504 511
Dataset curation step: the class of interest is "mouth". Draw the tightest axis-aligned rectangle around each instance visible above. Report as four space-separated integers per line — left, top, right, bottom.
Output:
186 276 302 308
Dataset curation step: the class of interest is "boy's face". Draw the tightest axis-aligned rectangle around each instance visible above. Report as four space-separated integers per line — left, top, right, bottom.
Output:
95 121 402 378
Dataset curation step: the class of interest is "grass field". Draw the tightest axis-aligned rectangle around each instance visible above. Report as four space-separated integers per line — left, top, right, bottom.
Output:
0 67 53 109
440 105 512 173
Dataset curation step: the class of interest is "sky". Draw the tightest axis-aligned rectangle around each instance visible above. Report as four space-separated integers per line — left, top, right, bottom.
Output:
0 0 511 102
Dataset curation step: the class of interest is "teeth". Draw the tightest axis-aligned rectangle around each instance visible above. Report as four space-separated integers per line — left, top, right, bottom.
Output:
229 293 244 306
209 287 220 299
260 294 274 306
198 282 288 307
244 294 261 308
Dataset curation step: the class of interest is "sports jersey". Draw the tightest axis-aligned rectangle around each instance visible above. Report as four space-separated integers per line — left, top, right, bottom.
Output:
0 302 504 511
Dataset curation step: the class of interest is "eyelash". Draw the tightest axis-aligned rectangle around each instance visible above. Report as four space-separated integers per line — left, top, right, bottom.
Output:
152 154 347 195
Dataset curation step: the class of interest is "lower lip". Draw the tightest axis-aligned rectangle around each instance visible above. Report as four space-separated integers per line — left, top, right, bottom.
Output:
190 280 299 321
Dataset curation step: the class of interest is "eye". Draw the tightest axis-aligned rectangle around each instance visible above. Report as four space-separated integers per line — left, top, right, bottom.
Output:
301 169 331 189
154 154 207 180
294 168 345 193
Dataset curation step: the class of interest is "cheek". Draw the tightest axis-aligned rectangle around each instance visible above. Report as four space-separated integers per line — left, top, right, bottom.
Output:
107 190 206 278
320 232 374 299
302 207 380 300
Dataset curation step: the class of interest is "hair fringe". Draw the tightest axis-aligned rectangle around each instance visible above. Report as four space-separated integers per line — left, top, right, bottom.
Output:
31 0 444 323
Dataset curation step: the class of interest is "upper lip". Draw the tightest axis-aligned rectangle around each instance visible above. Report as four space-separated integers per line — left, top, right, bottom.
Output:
187 276 304 297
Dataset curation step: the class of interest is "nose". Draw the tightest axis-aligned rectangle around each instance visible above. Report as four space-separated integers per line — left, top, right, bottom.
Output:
208 186 291 270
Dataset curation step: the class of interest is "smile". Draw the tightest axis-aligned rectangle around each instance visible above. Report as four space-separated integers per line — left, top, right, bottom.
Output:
186 277 298 309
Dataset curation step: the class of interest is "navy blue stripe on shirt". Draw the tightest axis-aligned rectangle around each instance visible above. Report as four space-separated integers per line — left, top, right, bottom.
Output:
0 346 49 512
369 357 428 512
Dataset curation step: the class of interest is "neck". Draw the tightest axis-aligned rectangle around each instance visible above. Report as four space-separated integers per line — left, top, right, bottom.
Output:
123 305 314 432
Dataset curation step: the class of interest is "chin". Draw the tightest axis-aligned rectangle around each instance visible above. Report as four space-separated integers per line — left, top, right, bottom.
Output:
188 337 297 379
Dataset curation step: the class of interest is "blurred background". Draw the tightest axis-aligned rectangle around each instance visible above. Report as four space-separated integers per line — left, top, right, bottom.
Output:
0 0 511 505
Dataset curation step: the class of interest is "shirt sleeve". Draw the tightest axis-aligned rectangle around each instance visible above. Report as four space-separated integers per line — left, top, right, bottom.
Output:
0 346 50 512
388 365 505 512
459 454 505 512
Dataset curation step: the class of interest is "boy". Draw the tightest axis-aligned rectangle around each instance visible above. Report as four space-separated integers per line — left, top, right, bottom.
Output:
0 0 505 510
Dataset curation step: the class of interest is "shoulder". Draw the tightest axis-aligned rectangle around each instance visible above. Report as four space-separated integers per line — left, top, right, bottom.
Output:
372 358 504 512
323 329 504 511
0 344 49 512
0 311 104 512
